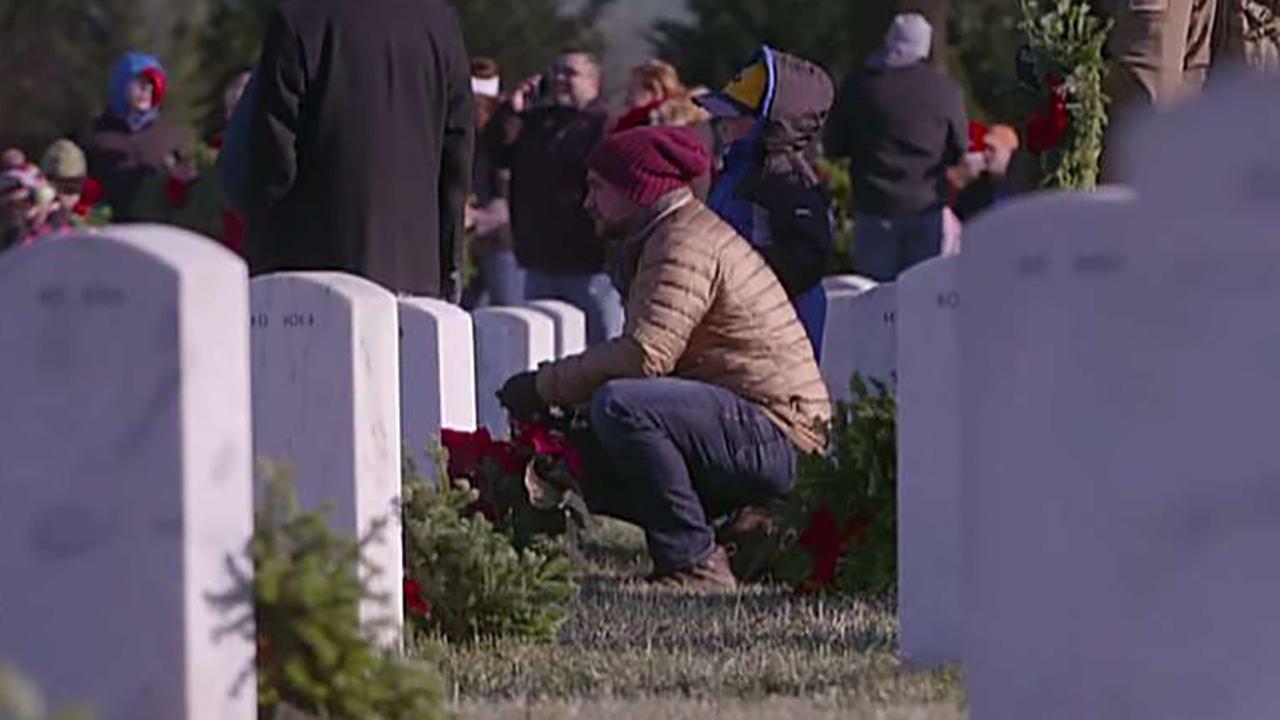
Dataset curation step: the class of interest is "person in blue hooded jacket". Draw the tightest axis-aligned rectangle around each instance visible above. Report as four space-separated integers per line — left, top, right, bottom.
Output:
695 47 837 358
81 51 190 222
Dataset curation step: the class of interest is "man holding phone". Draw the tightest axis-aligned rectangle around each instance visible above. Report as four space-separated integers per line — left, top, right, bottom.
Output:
488 50 621 344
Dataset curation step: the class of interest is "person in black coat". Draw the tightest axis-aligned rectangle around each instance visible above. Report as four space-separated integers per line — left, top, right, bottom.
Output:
826 13 968 281
243 0 474 300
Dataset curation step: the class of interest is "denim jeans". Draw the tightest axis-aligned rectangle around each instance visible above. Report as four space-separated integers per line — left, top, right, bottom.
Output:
525 270 624 345
793 285 827 358
852 210 945 282
462 250 526 309
586 378 798 573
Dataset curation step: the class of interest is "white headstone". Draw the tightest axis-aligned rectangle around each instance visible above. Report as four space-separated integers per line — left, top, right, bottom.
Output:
251 272 403 646
0 226 255 719
896 255 961 667
473 308 556 435
526 299 587 359
822 274 879 295
961 123 1280 720
399 297 477 478
820 283 897 401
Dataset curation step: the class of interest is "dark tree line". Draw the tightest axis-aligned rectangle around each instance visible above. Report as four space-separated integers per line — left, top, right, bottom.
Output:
651 0 1024 122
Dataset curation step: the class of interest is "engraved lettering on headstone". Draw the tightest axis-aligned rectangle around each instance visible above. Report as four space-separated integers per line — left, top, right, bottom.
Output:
1073 252 1128 276
937 291 960 309
28 502 115 560
81 285 125 307
37 286 69 307
250 313 269 329
1017 254 1050 276
283 313 316 328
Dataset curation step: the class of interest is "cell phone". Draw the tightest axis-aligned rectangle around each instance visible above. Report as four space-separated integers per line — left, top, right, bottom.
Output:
529 74 555 108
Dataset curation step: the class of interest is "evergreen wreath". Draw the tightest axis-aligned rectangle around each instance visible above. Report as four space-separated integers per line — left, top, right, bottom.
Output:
1018 0 1113 190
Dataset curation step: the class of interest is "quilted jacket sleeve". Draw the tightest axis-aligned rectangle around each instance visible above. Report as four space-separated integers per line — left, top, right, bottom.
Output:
536 215 719 405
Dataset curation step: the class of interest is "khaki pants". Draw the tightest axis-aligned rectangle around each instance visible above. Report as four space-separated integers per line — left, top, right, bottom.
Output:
1107 0 1220 108
1220 0 1280 72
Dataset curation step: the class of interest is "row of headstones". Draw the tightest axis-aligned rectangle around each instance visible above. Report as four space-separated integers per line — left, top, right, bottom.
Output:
837 74 1280 720
0 222 1163 720
0 227 592 719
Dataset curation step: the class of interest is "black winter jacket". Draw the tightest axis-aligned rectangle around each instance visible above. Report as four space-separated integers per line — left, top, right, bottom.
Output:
244 0 474 298
827 63 967 219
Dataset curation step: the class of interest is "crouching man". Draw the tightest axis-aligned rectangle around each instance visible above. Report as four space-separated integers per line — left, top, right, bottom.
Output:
498 127 832 589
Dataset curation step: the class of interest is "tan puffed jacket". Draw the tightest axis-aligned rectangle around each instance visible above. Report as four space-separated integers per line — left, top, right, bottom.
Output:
536 189 832 455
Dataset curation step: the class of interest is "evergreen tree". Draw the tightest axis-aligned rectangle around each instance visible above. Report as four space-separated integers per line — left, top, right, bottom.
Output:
193 0 617 123
0 0 150 150
455 0 616 82
652 0 950 88
949 0 1024 121
196 0 275 131
651 0 860 88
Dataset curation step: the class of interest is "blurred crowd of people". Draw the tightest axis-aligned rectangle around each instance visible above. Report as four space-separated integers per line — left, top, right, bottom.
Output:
2 54 252 252
1 10 1026 330
458 18 1016 343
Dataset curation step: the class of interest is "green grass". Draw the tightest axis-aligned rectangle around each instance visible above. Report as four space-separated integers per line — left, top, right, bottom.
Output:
417 520 965 719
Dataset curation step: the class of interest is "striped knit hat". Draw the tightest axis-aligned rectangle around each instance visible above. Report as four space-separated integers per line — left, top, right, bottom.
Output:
588 126 710 207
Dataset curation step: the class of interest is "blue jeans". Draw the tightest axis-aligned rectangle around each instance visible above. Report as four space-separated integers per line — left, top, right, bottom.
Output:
586 378 797 573
793 285 827 358
853 210 945 282
525 270 624 345
463 250 525 309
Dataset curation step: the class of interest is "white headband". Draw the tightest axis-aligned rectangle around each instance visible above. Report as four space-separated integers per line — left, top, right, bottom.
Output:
471 76 501 99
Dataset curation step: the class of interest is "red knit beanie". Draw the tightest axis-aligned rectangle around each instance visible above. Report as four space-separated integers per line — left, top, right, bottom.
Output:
588 127 711 207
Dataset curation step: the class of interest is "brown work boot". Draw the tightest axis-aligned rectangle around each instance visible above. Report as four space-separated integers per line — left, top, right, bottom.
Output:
649 546 738 590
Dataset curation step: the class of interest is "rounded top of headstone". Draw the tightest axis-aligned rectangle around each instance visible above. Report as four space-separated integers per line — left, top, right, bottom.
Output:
526 299 587 322
822 275 880 296
527 299 583 314
1118 70 1280 214
398 296 469 320
251 271 397 305
958 190 1138 279
472 307 557 337
898 253 958 287
0 224 246 276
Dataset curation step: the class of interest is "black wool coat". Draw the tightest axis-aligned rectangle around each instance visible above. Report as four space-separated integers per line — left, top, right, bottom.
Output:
245 0 475 299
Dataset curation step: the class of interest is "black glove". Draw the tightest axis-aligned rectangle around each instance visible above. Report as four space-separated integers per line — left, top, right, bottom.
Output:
497 371 547 420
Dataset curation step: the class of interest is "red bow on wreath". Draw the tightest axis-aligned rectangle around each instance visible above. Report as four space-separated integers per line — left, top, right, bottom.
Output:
795 504 872 594
404 577 430 618
1027 75 1070 155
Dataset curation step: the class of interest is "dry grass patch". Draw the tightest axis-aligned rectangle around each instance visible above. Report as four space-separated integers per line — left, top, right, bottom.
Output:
418 519 964 717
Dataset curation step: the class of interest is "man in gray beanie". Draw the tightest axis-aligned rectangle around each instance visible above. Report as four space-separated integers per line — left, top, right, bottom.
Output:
826 13 968 281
